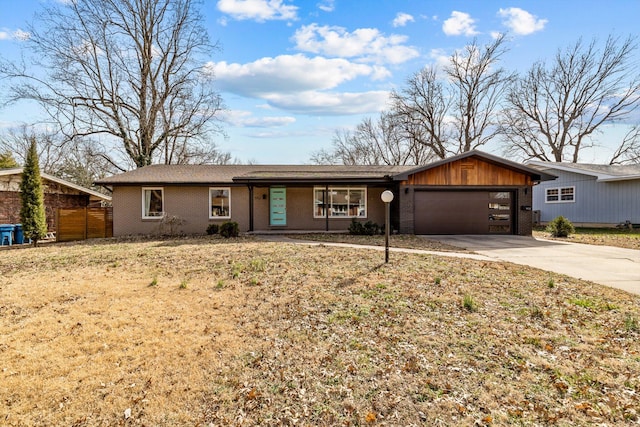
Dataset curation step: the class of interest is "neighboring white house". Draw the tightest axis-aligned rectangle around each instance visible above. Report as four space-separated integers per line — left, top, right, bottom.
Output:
527 161 640 227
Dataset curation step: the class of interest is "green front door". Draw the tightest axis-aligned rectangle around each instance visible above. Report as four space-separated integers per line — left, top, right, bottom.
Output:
270 187 286 226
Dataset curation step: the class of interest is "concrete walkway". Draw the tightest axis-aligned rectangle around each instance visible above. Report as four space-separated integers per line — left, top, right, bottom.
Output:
426 235 640 296
257 234 640 296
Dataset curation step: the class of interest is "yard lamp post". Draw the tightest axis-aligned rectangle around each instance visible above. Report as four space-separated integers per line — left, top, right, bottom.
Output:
381 190 394 263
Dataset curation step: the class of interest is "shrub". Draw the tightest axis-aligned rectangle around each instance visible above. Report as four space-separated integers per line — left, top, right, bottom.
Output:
349 219 381 236
219 221 239 238
158 214 185 236
349 219 364 235
546 215 575 238
363 221 381 235
206 223 220 235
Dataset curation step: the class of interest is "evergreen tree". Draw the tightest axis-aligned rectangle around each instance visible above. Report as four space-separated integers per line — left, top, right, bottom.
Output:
0 151 19 168
19 138 47 246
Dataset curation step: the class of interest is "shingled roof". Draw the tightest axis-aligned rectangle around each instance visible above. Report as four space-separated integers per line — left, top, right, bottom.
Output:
95 164 416 186
1 168 111 201
96 151 559 187
527 161 640 182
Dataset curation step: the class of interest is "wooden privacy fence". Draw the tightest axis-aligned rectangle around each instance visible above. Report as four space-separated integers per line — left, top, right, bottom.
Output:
56 207 113 242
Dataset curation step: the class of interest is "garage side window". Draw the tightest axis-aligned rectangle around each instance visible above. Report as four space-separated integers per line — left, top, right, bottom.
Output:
545 187 574 203
142 187 164 219
314 187 367 218
209 188 231 218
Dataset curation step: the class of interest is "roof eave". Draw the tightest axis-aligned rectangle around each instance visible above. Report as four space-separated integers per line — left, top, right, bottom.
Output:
596 175 640 182
232 176 395 185
2 167 112 201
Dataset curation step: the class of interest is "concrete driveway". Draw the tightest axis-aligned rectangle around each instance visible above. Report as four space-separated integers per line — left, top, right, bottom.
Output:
427 235 640 295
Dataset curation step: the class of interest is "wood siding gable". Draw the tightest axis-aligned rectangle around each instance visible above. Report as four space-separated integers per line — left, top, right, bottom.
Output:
405 157 532 186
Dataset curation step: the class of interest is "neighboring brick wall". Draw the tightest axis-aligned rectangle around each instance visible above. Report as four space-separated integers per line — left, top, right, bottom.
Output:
0 179 90 231
0 191 21 224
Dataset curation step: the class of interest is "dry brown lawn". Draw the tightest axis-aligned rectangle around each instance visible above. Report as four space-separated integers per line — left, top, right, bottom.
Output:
534 228 640 251
1 236 639 426
289 234 467 252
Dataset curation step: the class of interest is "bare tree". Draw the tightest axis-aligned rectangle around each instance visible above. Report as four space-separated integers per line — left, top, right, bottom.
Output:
310 111 434 165
391 66 449 159
391 34 513 159
502 35 640 162
610 125 640 164
0 126 66 172
0 0 226 169
0 126 119 189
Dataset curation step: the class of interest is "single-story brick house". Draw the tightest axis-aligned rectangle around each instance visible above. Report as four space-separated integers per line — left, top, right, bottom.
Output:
0 168 112 233
95 150 555 236
527 161 640 227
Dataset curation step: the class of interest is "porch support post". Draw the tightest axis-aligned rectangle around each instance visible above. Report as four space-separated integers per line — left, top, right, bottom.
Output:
325 184 329 231
248 185 254 232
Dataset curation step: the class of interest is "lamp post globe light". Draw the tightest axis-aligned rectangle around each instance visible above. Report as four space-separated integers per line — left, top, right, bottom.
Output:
381 190 394 263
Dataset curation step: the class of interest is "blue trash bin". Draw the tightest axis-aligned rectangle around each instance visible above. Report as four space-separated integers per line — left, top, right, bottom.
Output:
14 224 24 244
0 224 15 246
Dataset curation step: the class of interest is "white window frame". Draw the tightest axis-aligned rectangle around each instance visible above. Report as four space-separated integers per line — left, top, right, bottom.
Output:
313 186 367 218
142 187 164 219
209 187 231 219
545 186 575 203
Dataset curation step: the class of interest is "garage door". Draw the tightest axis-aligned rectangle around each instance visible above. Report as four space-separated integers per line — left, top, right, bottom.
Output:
414 191 513 234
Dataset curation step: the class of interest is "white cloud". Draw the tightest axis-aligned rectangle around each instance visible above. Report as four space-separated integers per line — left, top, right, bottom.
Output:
264 90 390 115
12 29 30 40
317 0 335 12
442 11 478 36
429 48 450 70
0 28 30 41
216 0 298 22
498 8 547 35
221 110 296 127
292 24 419 64
392 12 414 27
204 54 391 115
205 54 379 97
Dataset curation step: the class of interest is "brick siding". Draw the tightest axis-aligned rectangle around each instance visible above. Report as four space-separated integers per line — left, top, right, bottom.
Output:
0 185 90 232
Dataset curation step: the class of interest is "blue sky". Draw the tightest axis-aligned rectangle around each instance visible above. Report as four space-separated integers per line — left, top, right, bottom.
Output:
1 0 639 164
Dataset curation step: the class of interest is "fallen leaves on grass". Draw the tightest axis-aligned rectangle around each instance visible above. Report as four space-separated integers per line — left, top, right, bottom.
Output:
0 236 639 426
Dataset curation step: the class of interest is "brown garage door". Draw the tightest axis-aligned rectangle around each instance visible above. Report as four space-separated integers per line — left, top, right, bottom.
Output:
414 191 513 234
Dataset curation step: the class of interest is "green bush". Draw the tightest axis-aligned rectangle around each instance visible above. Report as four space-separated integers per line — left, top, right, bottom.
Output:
219 221 239 238
348 219 364 235
349 219 381 236
546 215 575 238
206 223 219 235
